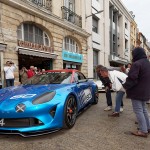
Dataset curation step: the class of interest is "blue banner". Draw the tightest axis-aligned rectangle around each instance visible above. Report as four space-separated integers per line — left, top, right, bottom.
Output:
62 50 83 63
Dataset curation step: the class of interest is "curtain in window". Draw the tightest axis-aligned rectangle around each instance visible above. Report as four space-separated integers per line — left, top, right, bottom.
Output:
17 23 50 46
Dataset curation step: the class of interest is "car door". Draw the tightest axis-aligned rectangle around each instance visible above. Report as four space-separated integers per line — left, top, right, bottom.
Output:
74 72 93 108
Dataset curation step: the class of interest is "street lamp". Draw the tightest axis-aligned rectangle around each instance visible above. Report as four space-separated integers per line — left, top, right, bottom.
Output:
86 10 104 19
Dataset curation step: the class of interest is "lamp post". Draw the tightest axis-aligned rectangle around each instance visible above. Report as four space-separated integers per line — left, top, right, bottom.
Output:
86 10 104 19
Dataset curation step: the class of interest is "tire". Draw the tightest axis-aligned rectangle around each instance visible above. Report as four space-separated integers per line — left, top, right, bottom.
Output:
64 95 77 129
93 86 99 104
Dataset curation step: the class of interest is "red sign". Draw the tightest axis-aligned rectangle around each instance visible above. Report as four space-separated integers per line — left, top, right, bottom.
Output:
18 40 54 53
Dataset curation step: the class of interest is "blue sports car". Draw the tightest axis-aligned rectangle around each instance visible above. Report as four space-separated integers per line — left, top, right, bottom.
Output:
0 69 99 137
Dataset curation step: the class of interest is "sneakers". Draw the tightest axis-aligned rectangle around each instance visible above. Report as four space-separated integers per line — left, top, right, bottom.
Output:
108 112 120 117
104 106 112 111
104 106 123 112
120 107 124 112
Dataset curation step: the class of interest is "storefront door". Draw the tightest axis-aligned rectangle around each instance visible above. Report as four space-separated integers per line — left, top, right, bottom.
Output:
18 54 53 70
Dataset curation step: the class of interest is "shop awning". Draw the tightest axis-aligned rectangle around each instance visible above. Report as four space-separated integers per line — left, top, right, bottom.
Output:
18 48 58 59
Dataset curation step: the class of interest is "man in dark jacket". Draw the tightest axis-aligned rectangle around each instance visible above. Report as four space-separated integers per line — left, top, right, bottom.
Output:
123 47 150 137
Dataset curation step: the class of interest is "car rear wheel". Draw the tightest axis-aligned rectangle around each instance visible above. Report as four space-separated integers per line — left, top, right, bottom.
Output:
64 95 77 129
93 87 99 104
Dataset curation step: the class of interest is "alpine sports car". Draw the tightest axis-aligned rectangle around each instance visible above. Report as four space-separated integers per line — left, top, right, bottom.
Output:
0 69 99 137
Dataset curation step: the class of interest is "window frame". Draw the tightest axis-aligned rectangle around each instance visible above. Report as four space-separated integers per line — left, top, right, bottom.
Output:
63 37 79 53
92 16 99 33
17 23 50 46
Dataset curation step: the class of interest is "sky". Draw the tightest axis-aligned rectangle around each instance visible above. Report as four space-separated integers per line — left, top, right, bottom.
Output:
121 0 150 41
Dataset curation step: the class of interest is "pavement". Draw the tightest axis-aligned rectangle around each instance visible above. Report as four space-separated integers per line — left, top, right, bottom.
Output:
0 92 150 150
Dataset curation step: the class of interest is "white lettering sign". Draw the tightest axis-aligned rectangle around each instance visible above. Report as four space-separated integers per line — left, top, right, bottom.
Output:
10 94 36 99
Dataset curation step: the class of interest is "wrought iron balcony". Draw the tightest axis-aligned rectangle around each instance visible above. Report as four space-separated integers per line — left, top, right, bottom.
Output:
21 0 52 11
61 6 82 28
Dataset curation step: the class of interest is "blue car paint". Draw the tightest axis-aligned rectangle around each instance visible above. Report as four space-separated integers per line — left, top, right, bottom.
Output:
0 80 97 134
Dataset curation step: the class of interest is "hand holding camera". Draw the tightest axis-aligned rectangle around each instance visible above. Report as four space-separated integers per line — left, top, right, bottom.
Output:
9 61 14 64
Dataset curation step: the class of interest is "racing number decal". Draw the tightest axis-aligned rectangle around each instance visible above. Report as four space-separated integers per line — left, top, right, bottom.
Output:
0 119 5 126
80 88 92 105
84 89 92 102
10 94 36 99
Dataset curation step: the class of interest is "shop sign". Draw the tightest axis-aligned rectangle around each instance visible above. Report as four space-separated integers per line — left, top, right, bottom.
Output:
62 50 83 63
18 40 54 53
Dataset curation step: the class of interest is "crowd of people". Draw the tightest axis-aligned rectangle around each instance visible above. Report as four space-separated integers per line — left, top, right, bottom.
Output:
96 47 150 138
19 66 46 84
4 62 46 86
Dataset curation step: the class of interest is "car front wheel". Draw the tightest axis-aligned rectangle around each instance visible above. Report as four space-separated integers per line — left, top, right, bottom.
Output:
64 95 77 129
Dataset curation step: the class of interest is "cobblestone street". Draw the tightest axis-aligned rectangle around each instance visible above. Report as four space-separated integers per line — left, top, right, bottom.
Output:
0 92 150 150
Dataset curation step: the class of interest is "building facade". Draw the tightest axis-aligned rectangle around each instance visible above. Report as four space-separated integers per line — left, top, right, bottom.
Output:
108 0 132 66
86 0 104 78
137 32 150 58
87 0 133 78
129 13 137 61
0 0 89 87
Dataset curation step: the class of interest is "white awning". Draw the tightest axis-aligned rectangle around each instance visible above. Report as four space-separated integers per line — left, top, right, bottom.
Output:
18 48 58 59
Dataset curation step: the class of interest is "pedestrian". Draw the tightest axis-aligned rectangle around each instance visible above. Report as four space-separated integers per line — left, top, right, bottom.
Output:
123 47 150 137
4 61 17 87
19 66 28 84
125 63 131 74
97 66 127 117
120 64 126 74
34 67 38 74
96 65 124 112
42 69 45 72
27 66 35 78
96 65 113 111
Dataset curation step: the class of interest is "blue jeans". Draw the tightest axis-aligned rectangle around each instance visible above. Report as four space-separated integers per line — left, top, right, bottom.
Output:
115 91 125 112
131 99 150 133
106 88 124 107
6 79 14 87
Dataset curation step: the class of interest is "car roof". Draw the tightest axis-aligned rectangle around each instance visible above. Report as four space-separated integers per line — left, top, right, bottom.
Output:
45 69 79 73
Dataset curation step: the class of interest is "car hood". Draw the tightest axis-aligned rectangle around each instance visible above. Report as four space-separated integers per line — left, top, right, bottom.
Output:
0 84 69 106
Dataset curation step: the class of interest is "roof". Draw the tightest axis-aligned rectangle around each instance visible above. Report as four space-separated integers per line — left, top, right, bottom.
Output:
45 69 79 73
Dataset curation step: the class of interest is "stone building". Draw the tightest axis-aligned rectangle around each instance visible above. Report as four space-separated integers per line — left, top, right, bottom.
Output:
129 13 137 61
0 0 89 87
137 31 150 58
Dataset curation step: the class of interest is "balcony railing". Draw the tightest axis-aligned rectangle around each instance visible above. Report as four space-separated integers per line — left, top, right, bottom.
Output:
21 0 52 11
61 6 82 28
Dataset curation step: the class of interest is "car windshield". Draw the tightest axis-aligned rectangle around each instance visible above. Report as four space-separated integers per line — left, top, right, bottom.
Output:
23 72 72 85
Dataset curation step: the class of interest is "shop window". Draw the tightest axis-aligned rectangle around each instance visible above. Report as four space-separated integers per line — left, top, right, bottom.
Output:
64 37 79 53
17 23 50 46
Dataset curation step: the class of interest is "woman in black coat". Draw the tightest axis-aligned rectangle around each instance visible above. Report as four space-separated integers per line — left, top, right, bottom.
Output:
123 47 150 137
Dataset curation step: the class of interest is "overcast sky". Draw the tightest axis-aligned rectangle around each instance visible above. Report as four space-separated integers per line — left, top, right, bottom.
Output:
121 0 150 41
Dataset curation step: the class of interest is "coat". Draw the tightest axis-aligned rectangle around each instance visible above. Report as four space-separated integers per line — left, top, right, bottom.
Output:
123 47 150 101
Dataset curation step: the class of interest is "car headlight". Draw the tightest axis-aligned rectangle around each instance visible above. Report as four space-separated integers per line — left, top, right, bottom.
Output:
32 91 56 105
